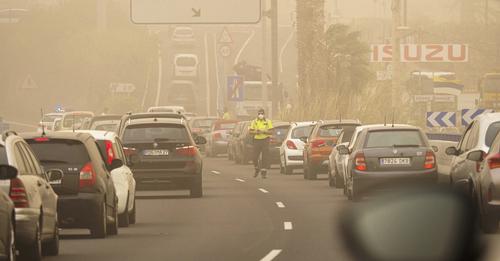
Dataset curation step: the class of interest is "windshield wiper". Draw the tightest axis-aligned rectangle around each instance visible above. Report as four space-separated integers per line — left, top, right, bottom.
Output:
392 144 420 148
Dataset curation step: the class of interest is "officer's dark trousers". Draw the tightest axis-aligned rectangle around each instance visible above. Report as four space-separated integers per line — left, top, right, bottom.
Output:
253 138 270 170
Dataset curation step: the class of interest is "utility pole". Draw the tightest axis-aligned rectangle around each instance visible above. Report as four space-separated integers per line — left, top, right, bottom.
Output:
391 0 402 112
271 0 279 118
261 0 269 114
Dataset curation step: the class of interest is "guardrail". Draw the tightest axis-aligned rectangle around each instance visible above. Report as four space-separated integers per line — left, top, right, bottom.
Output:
426 132 461 184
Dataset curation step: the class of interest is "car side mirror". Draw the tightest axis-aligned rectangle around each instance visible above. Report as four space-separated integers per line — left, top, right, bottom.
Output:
467 150 484 162
108 159 124 171
195 136 207 145
337 145 350 155
445 147 459 156
46 169 64 183
299 136 308 143
432 146 439 153
0 165 17 180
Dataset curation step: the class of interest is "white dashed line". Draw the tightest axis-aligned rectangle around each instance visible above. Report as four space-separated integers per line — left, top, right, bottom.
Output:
284 222 293 231
235 178 246 182
260 249 282 261
211 171 221 175
258 188 269 194
276 202 285 208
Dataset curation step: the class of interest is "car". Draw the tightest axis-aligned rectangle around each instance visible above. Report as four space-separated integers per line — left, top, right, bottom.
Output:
38 113 63 132
166 80 197 112
59 111 94 131
0 164 18 261
234 121 253 164
205 119 239 157
188 117 218 152
52 118 62 132
171 26 196 47
22 132 120 238
227 121 248 161
268 122 291 167
119 114 207 197
147 106 186 114
327 127 357 188
76 131 137 227
183 112 197 120
0 131 61 260
174 54 199 79
339 125 438 200
87 115 122 132
303 120 361 180
279 121 316 174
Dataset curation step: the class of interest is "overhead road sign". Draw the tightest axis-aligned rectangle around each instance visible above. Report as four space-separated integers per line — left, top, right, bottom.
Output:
131 0 262 24
461 109 494 126
227 76 244 101
427 112 457 128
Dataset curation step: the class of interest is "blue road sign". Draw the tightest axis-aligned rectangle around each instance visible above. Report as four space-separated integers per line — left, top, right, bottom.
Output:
227 76 244 101
426 112 457 128
461 109 494 126
55 105 65 113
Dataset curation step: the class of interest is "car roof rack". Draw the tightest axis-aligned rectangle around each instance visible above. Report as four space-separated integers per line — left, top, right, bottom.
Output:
2 130 18 142
118 112 186 134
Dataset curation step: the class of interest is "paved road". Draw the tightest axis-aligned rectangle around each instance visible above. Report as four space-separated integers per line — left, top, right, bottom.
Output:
45 156 500 261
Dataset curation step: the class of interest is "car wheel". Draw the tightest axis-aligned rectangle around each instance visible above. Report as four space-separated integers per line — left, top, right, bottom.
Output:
228 150 233 160
309 166 318 180
334 168 344 189
91 201 107 238
129 198 136 225
328 168 335 187
20 218 42 261
118 195 130 228
107 199 119 235
481 212 498 234
8 218 15 261
42 220 59 256
190 177 203 198
303 165 309 180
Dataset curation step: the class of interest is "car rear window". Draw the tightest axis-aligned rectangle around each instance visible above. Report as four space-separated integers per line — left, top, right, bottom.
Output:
485 122 500 147
26 139 90 165
123 124 190 144
340 128 356 143
365 130 424 148
0 145 7 165
273 126 290 142
192 119 216 128
319 124 357 138
42 115 60 123
214 121 238 130
292 125 314 139
62 114 92 128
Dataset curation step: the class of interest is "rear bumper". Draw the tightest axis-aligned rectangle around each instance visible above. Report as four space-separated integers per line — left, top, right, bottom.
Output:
284 149 304 167
132 169 200 190
352 170 438 194
58 193 103 229
212 141 229 154
15 208 40 245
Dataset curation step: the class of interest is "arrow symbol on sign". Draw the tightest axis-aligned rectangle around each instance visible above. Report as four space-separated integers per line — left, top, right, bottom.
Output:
192 8 201 17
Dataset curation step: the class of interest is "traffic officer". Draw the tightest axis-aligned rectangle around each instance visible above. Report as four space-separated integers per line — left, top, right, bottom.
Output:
249 109 273 178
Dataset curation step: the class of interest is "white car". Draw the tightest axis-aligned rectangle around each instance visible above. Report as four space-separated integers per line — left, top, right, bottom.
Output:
279 122 316 174
38 112 63 132
147 106 186 114
76 131 137 227
172 26 196 46
60 111 95 131
174 54 199 79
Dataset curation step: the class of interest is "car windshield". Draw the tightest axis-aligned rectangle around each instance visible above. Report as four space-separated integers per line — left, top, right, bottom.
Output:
292 125 314 139
123 124 190 144
273 126 290 142
214 121 238 130
26 139 90 165
192 119 216 129
319 124 357 138
0 145 7 165
42 115 60 123
486 122 500 147
62 114 92 128
365 130 424 148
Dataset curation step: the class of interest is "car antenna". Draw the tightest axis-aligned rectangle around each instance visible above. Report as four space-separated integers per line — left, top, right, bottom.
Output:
40 108 46 136
384 114 387 126
339 112 342 123
72 113 76 132
392 110 395 127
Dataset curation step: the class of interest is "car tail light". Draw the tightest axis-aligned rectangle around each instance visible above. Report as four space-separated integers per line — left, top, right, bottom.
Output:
354 152 367 171
213 132 222 140
487 153 500 170
79 162 96 188
34 137 50 142
176 146 198 157
311 139 326 149
424 151 436 169
286 140 298 150
9 178 29 208
105 140 115 165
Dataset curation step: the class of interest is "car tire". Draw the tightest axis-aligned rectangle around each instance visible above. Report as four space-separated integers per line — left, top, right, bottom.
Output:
328 169 335 187
107 199 119 235
309 166 318 180
20 218 42 261
8 218 15 261
334 168 344 189
129 198 136 225
190 177 203 198
228 150 233 160
118 195 130 228
303 165 309 180
285 165 293 175
42 220 59 256
481 213 498 234
91 201 107 239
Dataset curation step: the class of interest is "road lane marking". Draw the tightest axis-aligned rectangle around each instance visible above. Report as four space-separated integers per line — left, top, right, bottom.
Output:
258 188 269 194
284 222 293 230
260 249 282 261
234 29 256 65
276 202 285 208
235 178 246 182
211 171 221 175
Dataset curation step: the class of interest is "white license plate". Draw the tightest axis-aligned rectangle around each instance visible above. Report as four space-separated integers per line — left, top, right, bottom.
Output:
49 180 62 185
143 150 169 156
380 158 411 166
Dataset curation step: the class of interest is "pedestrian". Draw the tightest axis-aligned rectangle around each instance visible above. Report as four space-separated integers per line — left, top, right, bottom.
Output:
249 109 273 178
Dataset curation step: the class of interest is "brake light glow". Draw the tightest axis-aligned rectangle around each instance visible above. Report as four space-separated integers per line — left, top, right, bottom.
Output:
79 162 96 188
488 153 500 170
286 140 298 150
424 151 436 169
9 178 29 208
354 152 367 171
34 137 49 142
311 139 326 149
176 146 198 157
105 140 115 165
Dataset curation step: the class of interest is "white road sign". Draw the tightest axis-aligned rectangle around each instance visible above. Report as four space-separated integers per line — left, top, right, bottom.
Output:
110 83 136 93
21 75 39 89
131 0 261 24
220 45 231 57
219 28 233 44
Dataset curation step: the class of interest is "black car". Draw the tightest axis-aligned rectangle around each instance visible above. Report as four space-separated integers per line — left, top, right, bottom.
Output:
119 115 206 197
22 132 121 238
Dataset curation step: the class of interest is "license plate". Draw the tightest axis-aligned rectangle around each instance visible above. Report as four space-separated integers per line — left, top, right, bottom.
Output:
143 150 169 156
49 180 62 185
380 158 411 166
